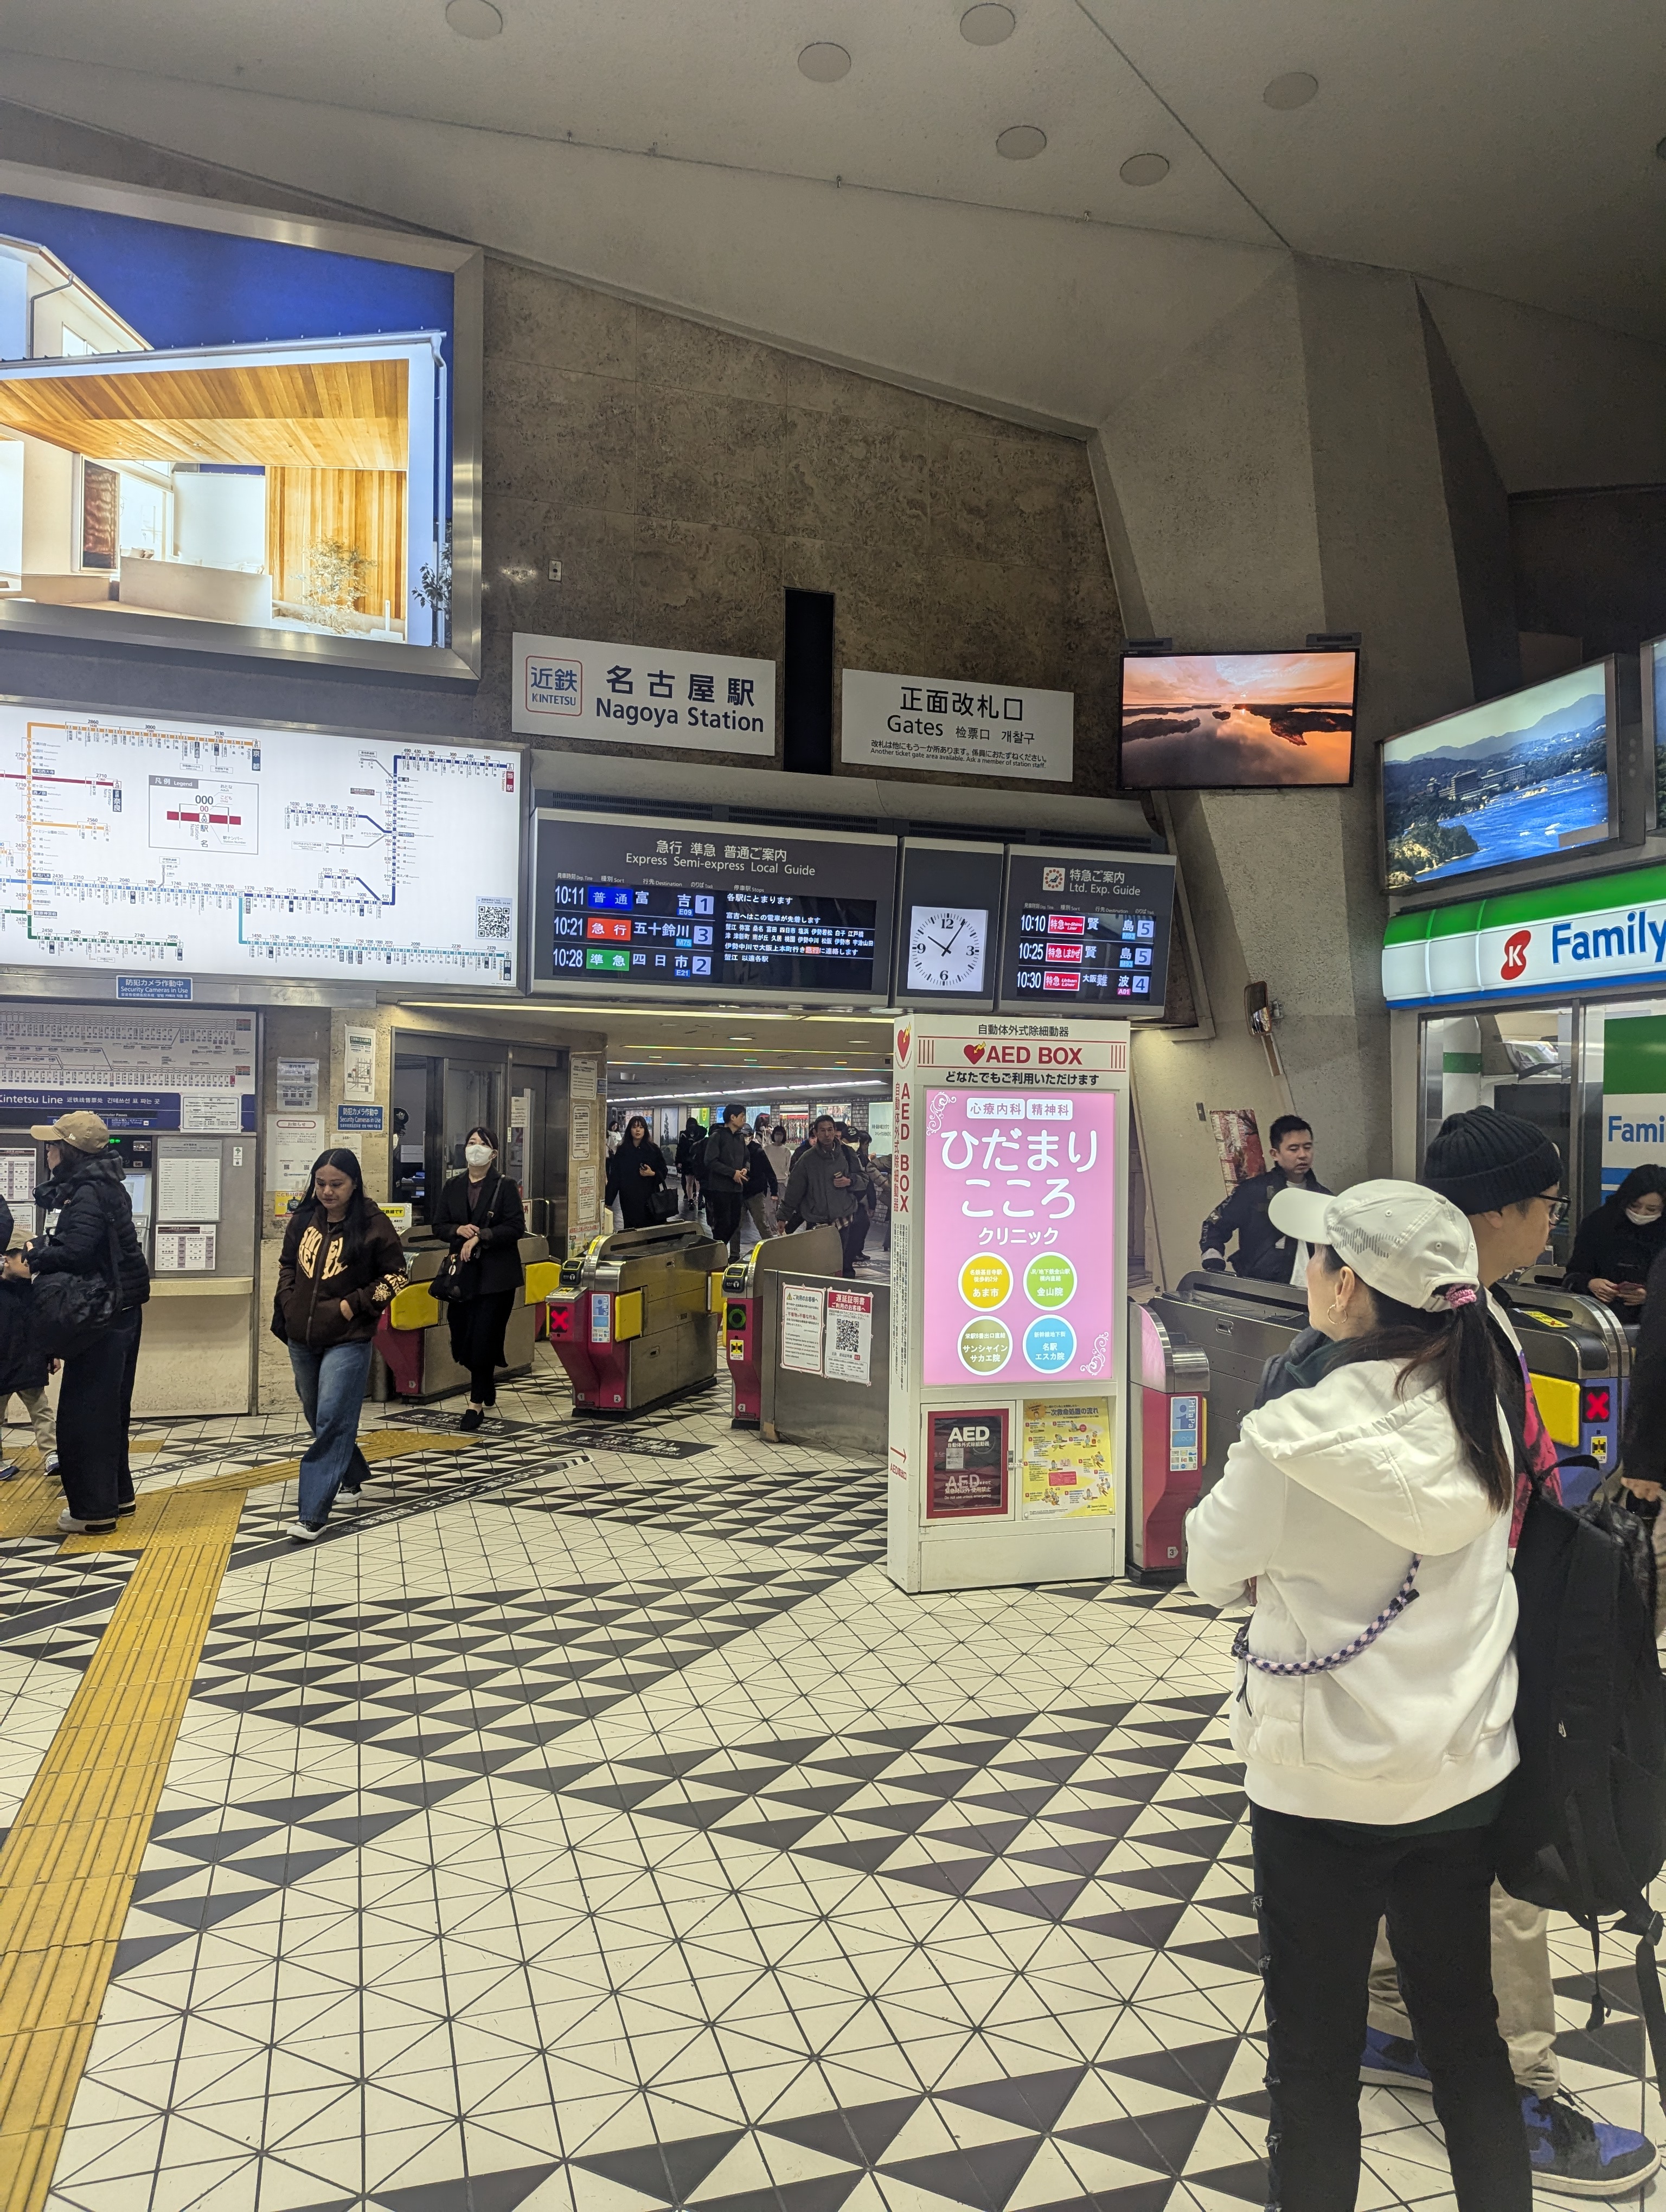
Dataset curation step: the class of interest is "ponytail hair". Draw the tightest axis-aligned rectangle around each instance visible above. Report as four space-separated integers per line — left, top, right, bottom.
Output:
1315 1246 1513 1513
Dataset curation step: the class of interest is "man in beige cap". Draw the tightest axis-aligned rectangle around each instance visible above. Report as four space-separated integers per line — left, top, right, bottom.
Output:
3 1110 150 1533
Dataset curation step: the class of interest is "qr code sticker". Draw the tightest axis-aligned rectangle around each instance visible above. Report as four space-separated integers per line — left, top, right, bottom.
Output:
476 897 512 941
834 1316 861 1358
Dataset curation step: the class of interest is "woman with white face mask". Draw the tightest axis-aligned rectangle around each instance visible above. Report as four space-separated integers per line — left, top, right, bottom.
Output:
1564 1163 1666 1311
431 1124 526 1430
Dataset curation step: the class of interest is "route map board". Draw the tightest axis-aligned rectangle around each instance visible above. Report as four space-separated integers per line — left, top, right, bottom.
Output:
533 810 896 1001
0 706 522 986
0 1010 256 1131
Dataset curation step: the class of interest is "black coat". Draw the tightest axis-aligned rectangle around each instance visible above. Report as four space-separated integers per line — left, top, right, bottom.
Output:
30 1150 149 1311
1624 1245 1666 1486
743 1143 777 1200
1564 1202 1666 1298
1199 1166 1332 1283
0 1194 46 1394
607 1140 669 1228
431 1169 526 1296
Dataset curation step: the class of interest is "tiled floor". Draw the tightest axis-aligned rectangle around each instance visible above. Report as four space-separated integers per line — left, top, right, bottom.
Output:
4 1352 1657 2210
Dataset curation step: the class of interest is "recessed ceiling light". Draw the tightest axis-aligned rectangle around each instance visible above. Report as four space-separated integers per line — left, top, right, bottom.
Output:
997 124 1047 160
960 3 1016 44
799 42 851 82
1119 152 1170 186
445 0 503 36
1263 70 1318 110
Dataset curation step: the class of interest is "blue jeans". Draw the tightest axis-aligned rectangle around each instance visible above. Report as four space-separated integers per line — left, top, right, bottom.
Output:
287 1340 374 1526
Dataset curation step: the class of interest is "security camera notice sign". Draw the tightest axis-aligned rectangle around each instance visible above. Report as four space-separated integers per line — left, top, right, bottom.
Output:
927 1408 1009 1519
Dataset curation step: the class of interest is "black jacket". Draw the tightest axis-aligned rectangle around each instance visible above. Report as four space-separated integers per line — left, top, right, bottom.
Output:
744 1142 777 1200
675 1124 706 1177
606 1140 669 1229
273 1199 407 1349
30 1150 149 1311
0 1194 46 1393
1624 1246 1666 1487
703 1125 749 1192
430 1168 527 1296
1200 1166 1332 1283
1564 1201 1666 1298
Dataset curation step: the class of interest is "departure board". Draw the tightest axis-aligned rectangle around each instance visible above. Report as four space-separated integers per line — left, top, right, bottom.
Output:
0 703 522 986
533 811 897 1000
996 848 1177 1015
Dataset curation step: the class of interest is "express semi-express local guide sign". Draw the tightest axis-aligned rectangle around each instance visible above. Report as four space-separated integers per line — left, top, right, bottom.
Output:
1382 863 1666 1009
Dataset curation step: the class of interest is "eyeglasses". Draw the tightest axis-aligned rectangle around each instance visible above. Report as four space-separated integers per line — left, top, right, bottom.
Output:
1538 1195 1569 1224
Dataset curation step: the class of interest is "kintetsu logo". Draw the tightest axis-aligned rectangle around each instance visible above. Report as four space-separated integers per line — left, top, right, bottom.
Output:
1501 929 1531 981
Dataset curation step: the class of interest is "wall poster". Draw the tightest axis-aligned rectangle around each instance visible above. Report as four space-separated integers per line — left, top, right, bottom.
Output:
1020 1399 1116 1520
926 1409 1009 1519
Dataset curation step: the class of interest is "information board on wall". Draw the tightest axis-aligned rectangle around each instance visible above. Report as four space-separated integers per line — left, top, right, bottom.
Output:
0 1009 256 1132
997 849 1176 1015
0 704 521 986
841 669 1073 783
533 811 896 1002
512 633 775 756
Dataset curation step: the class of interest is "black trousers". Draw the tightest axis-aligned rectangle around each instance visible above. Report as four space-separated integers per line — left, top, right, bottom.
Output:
447 1289 517 1405
705 1189 744 1257
59 1305 143 1524
1252 1803 1529 2212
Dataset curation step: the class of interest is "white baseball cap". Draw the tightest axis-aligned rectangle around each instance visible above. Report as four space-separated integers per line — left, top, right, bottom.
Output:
1268 1178 1482 1314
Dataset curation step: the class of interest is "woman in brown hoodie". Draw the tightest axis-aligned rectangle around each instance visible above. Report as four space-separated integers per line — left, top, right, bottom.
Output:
272 1149 406 1539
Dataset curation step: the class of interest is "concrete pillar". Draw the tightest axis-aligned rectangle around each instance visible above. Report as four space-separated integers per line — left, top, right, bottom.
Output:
1095 255 1478 1272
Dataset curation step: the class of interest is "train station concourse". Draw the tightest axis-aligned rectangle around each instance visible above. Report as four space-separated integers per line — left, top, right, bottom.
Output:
0 0 1664 2207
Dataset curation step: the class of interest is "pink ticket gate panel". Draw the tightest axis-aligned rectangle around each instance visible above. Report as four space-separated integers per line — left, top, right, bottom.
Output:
1129 1300 1209 1578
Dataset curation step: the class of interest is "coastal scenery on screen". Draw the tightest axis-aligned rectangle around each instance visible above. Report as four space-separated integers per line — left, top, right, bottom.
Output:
0 189 456 653
1118 650 1357 789
1381 665 1611 892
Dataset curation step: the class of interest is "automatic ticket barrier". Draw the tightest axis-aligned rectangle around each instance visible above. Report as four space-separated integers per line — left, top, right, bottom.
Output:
722 1226 844 1426
547 1221 726 1412
376 1234 558 1400
1507 1283 1630 1504
1127 1299 1209 1578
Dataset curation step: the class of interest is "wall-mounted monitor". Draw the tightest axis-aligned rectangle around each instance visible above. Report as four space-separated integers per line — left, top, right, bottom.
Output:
0 698 521 986
1380 659 1618 895
1645 634 1666 831
1118 650 1358 790
895 838 1005 1008
531 811 898 1003
996 848 1177 1016
0 159 481 677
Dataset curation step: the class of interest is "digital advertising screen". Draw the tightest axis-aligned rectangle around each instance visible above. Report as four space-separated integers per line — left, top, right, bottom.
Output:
1380 659 1617 893
922 1089 1118 1389
1119 650 1357 790
532 810 898 1001
996 848 1176 1015
895 838 1005 1007
0 700 521 985
0 160 481 676
1646 635 1666 831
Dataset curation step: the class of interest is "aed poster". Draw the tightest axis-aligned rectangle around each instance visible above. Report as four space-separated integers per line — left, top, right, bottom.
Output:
921 1088 1117 1388
927 1409 1009 1519
1021 1399 1116 1519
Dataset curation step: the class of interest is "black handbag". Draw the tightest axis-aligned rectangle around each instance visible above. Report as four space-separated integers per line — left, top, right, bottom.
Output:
646 1184 679 1223
30 1193 124 1359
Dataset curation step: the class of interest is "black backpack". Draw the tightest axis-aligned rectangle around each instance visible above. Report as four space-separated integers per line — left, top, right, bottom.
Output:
1495 1480 1666 2112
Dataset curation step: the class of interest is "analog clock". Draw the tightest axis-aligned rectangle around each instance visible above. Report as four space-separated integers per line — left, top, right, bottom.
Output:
907 904 989 993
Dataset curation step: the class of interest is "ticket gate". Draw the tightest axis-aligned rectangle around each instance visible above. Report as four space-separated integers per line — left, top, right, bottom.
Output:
1154 1272 1310 1502
376 1234 558 1400
722 1227 844 1426
1127 1298 1210 1578
547 1221 726 1412
1505 1283 1630 1504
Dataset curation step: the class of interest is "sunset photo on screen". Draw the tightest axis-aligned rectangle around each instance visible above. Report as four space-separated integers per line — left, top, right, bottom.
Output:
1119 650 1358 789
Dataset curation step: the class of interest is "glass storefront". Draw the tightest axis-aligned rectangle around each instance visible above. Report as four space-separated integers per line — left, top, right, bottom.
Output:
1418 994 1666 1268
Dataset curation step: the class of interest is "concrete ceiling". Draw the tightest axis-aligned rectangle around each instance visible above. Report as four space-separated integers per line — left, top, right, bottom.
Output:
0 3 1659 445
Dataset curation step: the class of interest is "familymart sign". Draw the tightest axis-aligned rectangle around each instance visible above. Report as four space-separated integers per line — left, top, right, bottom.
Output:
1382 863 1666 1010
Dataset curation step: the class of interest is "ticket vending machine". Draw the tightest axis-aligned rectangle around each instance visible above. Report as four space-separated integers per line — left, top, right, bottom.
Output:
886 1012 1131 1593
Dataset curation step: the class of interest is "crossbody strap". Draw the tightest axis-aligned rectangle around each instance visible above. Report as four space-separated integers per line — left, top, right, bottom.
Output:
1232 1558 1422 1678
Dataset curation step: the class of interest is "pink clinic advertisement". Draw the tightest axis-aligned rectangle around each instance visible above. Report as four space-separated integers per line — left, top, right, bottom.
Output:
921 1089 1117 1387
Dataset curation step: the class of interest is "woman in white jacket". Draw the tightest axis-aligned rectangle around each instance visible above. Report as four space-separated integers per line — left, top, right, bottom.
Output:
1187 1179 1528 2212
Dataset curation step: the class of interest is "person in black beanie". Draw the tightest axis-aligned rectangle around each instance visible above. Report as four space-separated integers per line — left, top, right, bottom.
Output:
1362 1106 1658 2196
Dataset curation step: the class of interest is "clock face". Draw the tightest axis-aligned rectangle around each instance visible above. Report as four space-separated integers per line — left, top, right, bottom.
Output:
907 905 989 994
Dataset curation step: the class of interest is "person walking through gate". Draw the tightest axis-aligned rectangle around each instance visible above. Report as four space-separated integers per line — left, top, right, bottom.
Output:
272 1149 407 1541
780 1116 870 1277
703 1103 751 1260
606 1115 670 1230
431 1125 526 1432
3 1111 148 1536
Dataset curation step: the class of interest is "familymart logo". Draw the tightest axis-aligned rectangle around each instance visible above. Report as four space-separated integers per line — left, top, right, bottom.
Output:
1548 909 1666 968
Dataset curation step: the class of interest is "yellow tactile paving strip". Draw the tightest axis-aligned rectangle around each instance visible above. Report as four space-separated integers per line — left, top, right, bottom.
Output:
0 1425 473 2210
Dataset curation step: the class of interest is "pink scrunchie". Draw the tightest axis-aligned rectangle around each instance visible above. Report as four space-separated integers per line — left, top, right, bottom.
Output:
1444 1284 1478 1309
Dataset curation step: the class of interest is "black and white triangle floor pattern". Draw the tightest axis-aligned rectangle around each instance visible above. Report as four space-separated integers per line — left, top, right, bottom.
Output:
489 1452 888 1561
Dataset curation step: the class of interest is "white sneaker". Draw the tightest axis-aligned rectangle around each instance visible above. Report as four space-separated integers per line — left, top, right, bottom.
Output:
57 1509 116 1534
44 1454 59 1476
285 1519 324 1542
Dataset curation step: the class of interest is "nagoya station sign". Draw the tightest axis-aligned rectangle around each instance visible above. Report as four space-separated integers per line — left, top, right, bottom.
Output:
1382 861 1666 1009
511 632 774 757
841 668 1073 782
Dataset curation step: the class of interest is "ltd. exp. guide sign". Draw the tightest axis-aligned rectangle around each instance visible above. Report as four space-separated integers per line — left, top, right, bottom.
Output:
1383 861 1666 1009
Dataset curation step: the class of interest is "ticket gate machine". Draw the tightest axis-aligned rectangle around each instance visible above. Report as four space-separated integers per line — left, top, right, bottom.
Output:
1504 1283 1631 1503
1128 1299 1210 1577
547 1221 726 1412
722 1227 844 1426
